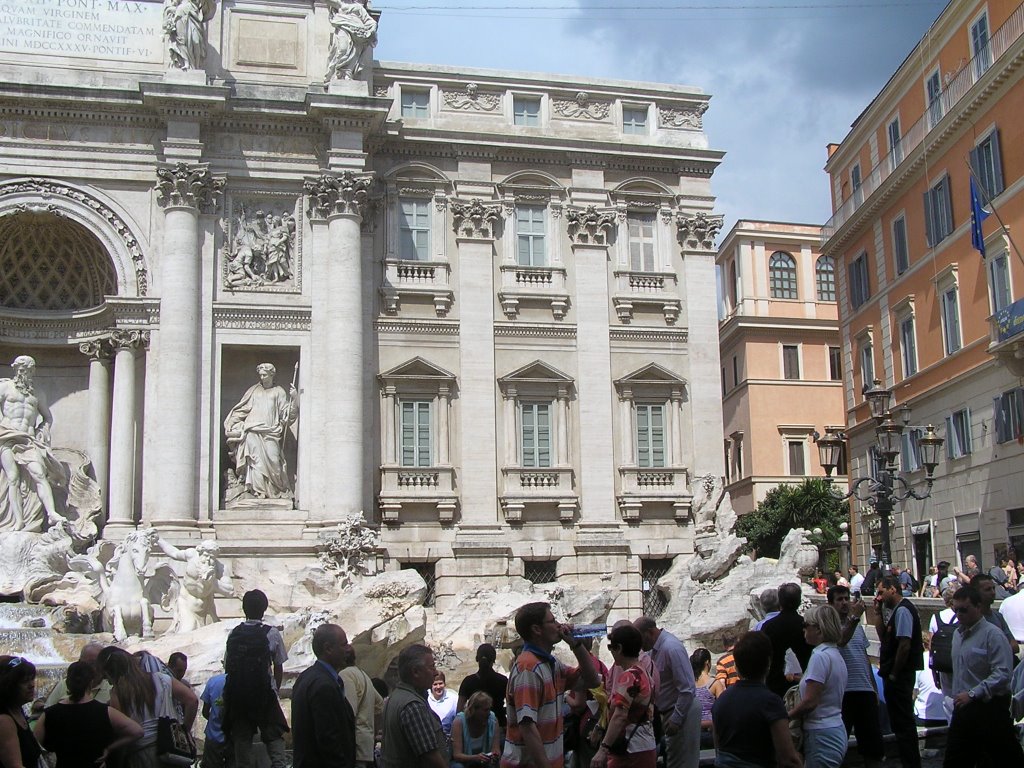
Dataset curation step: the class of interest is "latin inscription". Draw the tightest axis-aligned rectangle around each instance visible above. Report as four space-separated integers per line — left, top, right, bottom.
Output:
0 0 163 63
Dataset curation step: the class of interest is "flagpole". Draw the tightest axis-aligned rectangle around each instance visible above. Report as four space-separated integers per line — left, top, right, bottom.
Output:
964 157 1024 267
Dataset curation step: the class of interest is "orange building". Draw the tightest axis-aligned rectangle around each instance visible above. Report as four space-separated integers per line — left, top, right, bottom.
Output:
718 220 847 516
823 0 1024 577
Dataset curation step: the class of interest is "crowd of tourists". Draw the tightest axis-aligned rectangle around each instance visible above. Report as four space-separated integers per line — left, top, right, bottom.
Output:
4 578 1024 768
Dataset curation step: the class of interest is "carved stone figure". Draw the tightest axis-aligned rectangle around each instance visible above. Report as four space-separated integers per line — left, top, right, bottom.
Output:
224 363 298 503
222 205 297 290
324 0 377 81
156 537 234 633
316 512 380 589
163 0 216 70
0 356 68 533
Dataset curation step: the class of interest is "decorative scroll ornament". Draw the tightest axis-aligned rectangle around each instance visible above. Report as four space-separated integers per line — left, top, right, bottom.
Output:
0 178 150 295
374 85 390 97
566 206 616 246
78 338 113 361
156 163 223 212
676 211 724 250
450 199 502 240
442 83 501 112
303 171 377 220
552 91 610 121
222 203 297 290
658 103 709 130
109 329 150 350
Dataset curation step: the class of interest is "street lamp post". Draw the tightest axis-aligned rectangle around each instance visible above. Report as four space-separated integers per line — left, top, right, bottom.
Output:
814 380 944 568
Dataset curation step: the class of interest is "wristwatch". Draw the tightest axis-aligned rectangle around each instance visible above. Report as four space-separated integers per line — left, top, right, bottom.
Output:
968 690 977 700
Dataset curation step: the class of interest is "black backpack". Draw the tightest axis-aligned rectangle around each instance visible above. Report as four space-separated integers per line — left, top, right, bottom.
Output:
223 622 273 723
929 611 958 674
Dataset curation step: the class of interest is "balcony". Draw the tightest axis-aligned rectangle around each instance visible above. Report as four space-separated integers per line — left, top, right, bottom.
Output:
499 466 578 522
611 269 681 324
379 465 458 523
988 297 1024 377
498 264 570 319
380 259 454 317
822 1 1024 244
617 466 691 521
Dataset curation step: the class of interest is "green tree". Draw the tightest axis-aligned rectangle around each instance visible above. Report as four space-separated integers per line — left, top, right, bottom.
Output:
736 478 849 559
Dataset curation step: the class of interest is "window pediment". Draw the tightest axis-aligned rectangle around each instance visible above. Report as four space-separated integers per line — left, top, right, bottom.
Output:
615 363 686 389
379 357 456 390
499 360 573 388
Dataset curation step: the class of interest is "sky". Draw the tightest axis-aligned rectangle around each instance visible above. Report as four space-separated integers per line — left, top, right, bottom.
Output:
373 0 948 232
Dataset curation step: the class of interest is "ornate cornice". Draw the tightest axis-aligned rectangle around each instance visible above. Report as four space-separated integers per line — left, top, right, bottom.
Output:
658 103 708 130
156 163 224 212
450 198 502 240
303 171 377 220
566 206 616 246
552 92 610 121
0 298 158 344
441 83 501 112
494 322 577 339
374 318 460 336
676 211 723 250
212 304 312 331
609 328 689 343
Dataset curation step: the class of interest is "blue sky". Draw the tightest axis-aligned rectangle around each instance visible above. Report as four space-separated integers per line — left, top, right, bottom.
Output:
374 0 947 230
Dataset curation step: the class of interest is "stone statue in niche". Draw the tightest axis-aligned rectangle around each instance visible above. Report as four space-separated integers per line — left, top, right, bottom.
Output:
0 356 68 533
155 536 234 633
324 0 377 81
222 205 297 290
224 363 299 506
163 0 216 70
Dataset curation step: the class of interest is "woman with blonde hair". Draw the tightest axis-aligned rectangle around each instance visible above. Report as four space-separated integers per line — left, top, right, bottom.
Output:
449 690 500 767
787 604 848 768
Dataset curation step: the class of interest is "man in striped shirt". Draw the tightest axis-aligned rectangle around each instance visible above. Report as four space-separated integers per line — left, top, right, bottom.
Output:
713 633 738 690
501 602 600 768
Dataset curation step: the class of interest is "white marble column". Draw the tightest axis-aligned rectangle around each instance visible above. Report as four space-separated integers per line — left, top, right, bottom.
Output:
150 163 221 524
108 330 146 529
78 338 112 506
304 171 375 520
437 385 451 466
556 386 570 466
382 386 397 464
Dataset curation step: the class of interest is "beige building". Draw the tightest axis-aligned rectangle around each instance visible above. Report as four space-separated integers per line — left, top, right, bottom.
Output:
718 220 847 516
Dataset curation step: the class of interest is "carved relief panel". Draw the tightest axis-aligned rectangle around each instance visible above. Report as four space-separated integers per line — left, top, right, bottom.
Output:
220 194 302 294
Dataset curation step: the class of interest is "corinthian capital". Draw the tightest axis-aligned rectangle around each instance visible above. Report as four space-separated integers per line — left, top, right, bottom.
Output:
676 211 724 251
566 206 616 246
79 337 113 361
110 329 150 351
156 163 223 212
303 171 377 220
450 199 502 240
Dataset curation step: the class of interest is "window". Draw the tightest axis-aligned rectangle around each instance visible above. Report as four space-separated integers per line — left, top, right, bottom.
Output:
851 164 863 206
398 199 431 261
400 89 430 119
628 213 657 271
788 440 806 476
859 340 874 391
828 346 842 381
940 282 962 355
782 345 800 380
924 176 954 247
899 312 918 377
524 559 558 584
520 401 551 468
769 251 797 299
724 441 731 481
721 367 727 397
988 250 1012 313
970 130 1004 199
732 435 744 478
640 558 673 618
926 71 943 127
901 428 923 472
622 106 648 135
516 206 547 266
995 388 1024 444
732 356 739 389
636 403 666 468
889 216 909 275
849 252 871 309
513 96 541 126
816 255 836 301
400 562 436 606
399 400 431 467
946 408 972 459
888 117 903 166
971 13 992 79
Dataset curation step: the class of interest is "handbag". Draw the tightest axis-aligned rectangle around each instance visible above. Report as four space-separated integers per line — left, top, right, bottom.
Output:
783 684 803 752
154 674 196 767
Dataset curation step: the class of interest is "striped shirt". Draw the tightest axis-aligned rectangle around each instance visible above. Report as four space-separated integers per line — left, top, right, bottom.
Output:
714 651 738 689
501 646 578 768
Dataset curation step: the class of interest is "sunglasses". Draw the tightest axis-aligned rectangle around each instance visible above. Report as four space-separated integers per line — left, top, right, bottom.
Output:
5 657 24 668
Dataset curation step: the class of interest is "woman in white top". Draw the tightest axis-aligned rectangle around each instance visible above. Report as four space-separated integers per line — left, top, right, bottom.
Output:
786 604 848 768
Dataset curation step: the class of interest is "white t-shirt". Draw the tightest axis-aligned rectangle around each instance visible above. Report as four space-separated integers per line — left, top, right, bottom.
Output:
850 573 865 592
928 607 956 697
914 666 947 722
800 644 847 731
999 591 1024 642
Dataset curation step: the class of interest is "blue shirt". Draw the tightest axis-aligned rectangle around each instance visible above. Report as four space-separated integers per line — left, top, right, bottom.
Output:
201 674 227 744
838 624 875 693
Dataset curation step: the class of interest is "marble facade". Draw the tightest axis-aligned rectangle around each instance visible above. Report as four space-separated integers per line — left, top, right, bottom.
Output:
0 0 725 618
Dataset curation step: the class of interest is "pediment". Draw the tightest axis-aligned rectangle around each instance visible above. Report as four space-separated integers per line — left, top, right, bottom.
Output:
615 363 686 388
379 356 456 382
498 360 574 385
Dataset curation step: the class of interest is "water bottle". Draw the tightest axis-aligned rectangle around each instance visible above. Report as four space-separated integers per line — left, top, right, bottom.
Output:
571 623 607 639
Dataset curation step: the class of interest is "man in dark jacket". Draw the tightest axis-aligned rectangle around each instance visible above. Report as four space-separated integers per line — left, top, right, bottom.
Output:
761 582 812 697
291 623 357 768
